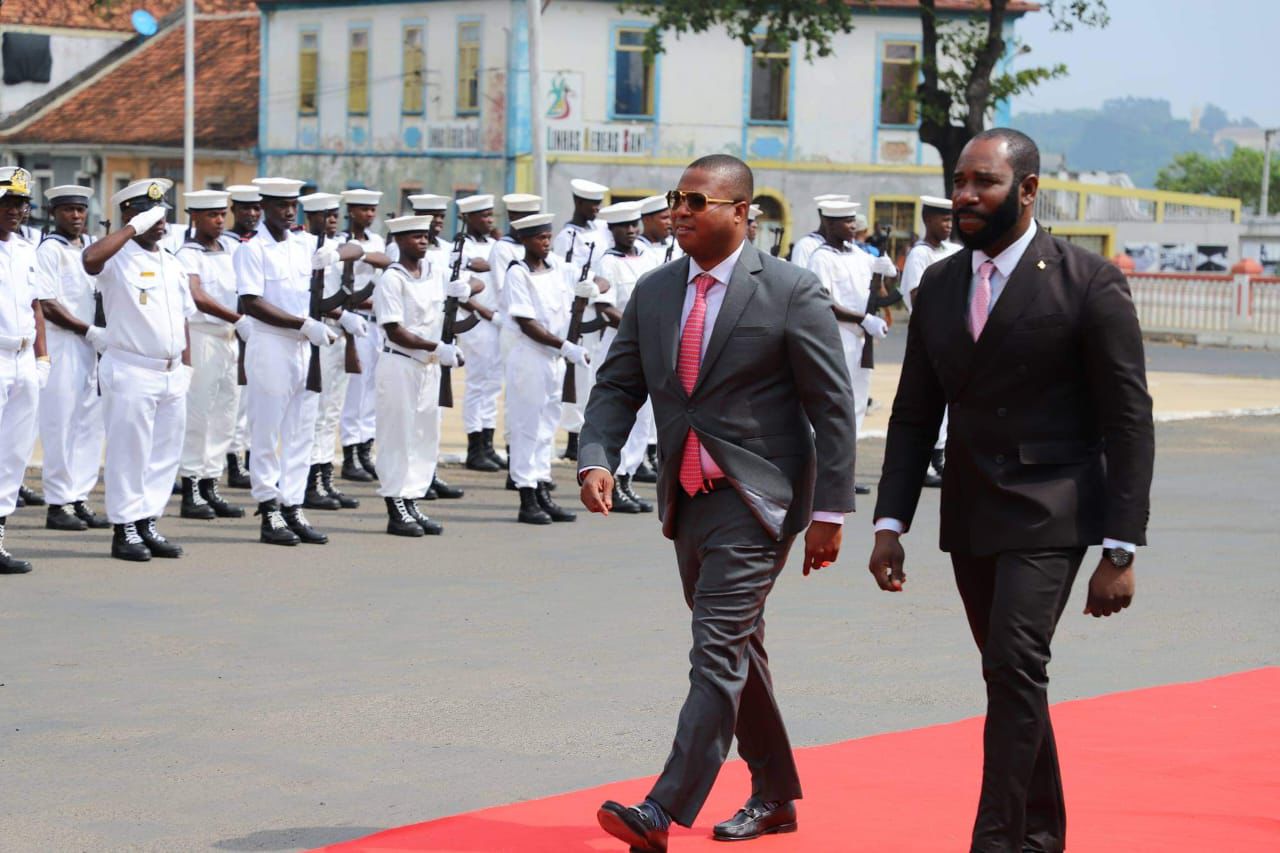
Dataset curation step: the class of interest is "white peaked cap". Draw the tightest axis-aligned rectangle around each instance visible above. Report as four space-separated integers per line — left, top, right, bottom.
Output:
299 192 341 212
511 212 555 233
854 213 870 230
386 214 434 234
183 189 230 210
503 193 542 213
598 201 642 225
748 204 762 220
818 200 859 219
639 194 668 215
569 178 609 201
408 193 449 212
227 184 262 203
111 178 173 208
456 193 495 214
341 188 382 206
813 194 851 205
920 194 953 211
252 177 305 199
45 185 94 204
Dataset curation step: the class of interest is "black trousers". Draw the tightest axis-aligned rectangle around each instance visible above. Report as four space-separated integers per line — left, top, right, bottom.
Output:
951 547 1085 853
648 489 802 827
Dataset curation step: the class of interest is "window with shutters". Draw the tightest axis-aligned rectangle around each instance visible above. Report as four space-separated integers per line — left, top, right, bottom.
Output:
348 28 370 115
402 25 425 115
879 41 919 126
457 22 481 116
298 31 318 115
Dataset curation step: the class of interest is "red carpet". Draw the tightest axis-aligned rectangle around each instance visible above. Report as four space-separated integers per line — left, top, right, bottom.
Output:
320 668 1280 852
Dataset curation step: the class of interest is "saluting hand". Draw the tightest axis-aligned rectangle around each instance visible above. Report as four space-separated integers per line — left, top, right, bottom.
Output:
579 468 614 516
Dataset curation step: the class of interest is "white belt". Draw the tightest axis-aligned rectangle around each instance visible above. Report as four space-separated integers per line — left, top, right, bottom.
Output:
254 323 306 342
0 333 33 353
190 322 236 341
381 345 432 366
107 348 182 372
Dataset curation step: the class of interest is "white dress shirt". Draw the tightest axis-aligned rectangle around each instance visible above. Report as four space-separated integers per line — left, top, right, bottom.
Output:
874 221 1133 552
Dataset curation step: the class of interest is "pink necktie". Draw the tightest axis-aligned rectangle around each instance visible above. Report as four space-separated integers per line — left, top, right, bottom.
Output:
970 260 995 340
678 274 715 496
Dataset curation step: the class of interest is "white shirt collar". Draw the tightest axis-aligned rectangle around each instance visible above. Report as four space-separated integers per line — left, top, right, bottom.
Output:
688 240 747 286
972 220 1038 279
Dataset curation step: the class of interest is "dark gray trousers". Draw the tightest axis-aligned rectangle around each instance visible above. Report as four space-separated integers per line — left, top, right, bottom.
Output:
951 547 1086 853
648 489 802 827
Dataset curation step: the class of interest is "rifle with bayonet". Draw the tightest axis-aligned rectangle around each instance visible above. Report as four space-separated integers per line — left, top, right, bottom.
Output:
770 228 783 257
438 228 481 407
561 242 604 405
305 227 352 393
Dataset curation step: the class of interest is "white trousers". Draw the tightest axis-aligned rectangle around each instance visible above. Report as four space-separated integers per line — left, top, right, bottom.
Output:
340 321 380 446
99 351 189 523
558 330 601 433
247 333 319 506
459 319 503 433
374 353 440 498
0 349 39 517
310 323 350 465
38 331 103 505
232 384 249 453
936 407 949 450
595 328 653 477
840 329 871 438
180 325 240 480
506 344 563 489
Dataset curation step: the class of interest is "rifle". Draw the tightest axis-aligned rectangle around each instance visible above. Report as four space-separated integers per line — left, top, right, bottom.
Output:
437 228 468 407
859 282 904 370
561 242 603 405
770 228 783 257
93 223 109 395
236 297 248 386
340 236 361 375
304 229 352 393
664 238 674 264
565 230 577 265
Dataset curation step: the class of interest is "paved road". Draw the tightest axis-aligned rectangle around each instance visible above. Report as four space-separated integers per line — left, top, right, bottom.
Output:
1 414 1276 851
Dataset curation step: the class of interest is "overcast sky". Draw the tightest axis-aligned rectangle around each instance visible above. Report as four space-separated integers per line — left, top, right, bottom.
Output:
1011 0 1277 126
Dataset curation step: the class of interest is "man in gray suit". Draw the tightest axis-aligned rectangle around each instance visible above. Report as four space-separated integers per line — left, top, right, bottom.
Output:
579 155 858 852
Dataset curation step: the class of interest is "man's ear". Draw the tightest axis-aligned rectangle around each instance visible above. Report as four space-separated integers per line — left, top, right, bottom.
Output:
1021 173 1040 208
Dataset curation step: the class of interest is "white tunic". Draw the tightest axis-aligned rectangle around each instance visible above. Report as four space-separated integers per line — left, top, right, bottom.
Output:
504 257 572 351
789 231 824 270
234 221 313 331
488 235 524 314
807 242 873 330
373 261 444 362
35 233 97 327
177 239 237 327
0 234 39 342
97 240 194 360
901 240 961 313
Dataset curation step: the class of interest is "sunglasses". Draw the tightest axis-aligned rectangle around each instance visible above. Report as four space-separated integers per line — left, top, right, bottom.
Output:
666 190 741 213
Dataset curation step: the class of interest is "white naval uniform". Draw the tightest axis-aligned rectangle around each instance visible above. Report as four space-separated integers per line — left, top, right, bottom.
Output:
807 242 874 438
96 240 195 524
642 234 683 267
503 256 572 489
457 233 504 435
34 233 104 506
552 222 605 435
234 222 325 507
176 237 241 480
373 260 444 499
789 230 824 270
226 232 254 454
489 235 525 444
303 233 348 466
0 234 41 518
339 230 386 448
593 246 657 477
901 239 961 450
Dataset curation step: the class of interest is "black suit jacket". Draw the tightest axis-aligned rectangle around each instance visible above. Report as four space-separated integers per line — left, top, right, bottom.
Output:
579 242 858 541
874 227 1154 555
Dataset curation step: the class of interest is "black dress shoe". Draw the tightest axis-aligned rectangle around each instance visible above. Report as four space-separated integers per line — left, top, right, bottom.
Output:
385 497 425 537
712 798 797 841
431 476 464 499
19 484 44 506
139 518 183 558
46 504 88 531
0 517 33 573
111 522 151 562
257 500 300 546
73 501 112 529
597 800 668 853
320 463 359 508
404 498 443 535
854 484 872 495
198 479 245 518
282 505 328 544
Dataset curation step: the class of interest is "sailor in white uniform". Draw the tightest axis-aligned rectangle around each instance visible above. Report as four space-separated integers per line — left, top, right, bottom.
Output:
789 193 853 269
224 183 262 490
454 193 507 474
337 188 386 483
637 194 682 267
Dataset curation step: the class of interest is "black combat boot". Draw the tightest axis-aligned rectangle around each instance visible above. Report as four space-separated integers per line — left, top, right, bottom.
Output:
226 452 251 488
180 477 217 520
139 517 183 558
430 476 464 499
357 439 378 478
385 497 425 537
342 444 373 482
404 498 444 535
199 478 245 518
536 481 576 522
18 484 44 507
256 500 300 546
632 459 658 484
72 501 111 529
645 443 659 474
611 479 642 514
466 432 500 472
0 517 34 573
618 474 653 513
483 428 506 468
320 463 359 508
46 503 88 531
282 504 328 544
111 521 151 562
923 447 945 489
561 431 579 461
517 487 552 525
303 464 341 510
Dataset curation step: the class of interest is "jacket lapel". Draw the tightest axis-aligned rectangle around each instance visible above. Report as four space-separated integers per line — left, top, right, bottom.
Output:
658 256 692 393
932 249 977 387
969 227 1061 370
691 243 761 396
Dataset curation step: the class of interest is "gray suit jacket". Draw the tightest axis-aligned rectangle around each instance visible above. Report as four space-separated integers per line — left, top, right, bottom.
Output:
579 241 857 541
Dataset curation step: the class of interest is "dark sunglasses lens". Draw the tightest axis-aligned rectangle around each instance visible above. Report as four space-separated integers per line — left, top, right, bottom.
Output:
667 190 709 212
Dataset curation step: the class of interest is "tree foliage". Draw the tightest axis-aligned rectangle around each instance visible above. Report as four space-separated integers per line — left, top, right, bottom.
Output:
1156 148 1280 215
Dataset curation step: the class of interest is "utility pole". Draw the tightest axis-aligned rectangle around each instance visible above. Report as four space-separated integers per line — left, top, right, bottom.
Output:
1261 128 1276 219
183 0 195 197
527 0 547 198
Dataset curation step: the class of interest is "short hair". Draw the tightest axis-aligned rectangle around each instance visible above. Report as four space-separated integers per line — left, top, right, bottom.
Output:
970 128 1040 185
685 154 754 202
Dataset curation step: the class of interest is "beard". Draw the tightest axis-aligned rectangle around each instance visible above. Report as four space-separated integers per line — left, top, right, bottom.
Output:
954 184 1022 251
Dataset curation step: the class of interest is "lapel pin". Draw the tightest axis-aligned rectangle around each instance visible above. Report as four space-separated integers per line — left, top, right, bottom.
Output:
1036 260 1046 270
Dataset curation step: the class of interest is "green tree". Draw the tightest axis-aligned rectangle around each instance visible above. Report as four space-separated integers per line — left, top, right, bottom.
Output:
619 0 1109 192
1156 148 1280 215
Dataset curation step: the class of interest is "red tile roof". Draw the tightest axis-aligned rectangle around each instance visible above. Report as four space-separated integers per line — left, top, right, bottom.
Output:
0 0 252 31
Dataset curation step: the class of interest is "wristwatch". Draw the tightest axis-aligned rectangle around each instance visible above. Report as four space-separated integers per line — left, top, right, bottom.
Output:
1102 547 1133 569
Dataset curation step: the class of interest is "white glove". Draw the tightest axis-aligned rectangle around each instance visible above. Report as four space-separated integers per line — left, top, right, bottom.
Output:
84 325 108 353
445 277 471 300
311 244 340 271
860 314 889 339
36 358 52 388
559 340 589 366
573 280 601 301
127 206 167 235
301 317 338 347
434 342 462 367
449 250 462 270
872 256 898 278
234 314 253 342
488 311 504 326
338 310 368 337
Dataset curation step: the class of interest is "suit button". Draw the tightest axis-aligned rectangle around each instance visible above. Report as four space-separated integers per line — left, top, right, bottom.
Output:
686 406 695 414
997 407 1008 417
995 454 1006 464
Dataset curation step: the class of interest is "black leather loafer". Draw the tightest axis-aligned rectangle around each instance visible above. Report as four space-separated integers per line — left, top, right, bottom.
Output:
596 800 667 853
712 798 797 841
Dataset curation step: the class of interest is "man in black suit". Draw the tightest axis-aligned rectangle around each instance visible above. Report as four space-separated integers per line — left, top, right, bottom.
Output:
579 155 858 851
868 129 1155 853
